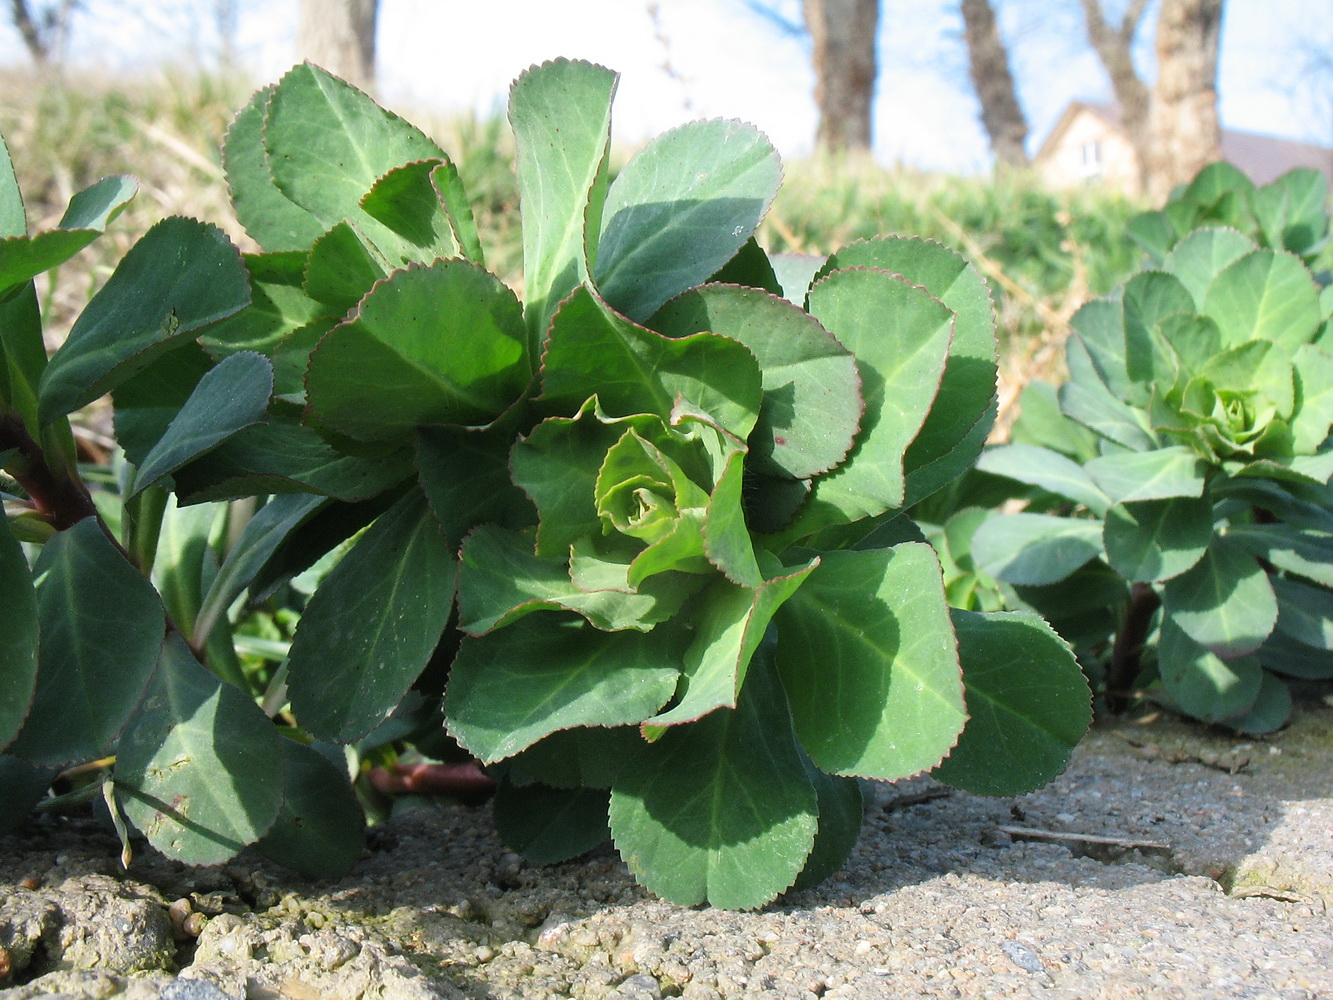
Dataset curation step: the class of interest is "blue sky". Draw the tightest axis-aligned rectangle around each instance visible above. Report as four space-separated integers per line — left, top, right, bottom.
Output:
4 0 1329 173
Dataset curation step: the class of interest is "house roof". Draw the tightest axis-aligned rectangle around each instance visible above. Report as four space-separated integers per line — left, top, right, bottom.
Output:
1220 128 1333 186
1036 101 1333 187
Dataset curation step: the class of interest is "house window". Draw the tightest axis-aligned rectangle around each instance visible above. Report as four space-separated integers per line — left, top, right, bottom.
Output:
1080 139 1103 179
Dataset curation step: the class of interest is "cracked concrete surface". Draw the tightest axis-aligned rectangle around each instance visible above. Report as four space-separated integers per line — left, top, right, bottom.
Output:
2 695 1329 999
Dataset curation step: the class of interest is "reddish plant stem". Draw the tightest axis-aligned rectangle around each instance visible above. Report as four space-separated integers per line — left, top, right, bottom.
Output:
1 413 99 530
1106 581 1161 713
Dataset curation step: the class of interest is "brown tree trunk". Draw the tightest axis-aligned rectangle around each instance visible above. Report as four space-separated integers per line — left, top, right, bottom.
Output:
1144 0 1224 201
960 0 1029 169
8 0 78 66
804 0 879 154
297 0 379 92
1079 0 1152 188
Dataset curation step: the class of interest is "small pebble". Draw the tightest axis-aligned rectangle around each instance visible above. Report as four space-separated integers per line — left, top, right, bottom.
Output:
1000 939 1045 974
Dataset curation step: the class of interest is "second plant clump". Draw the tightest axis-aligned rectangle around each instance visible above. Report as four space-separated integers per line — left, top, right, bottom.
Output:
967 163 1333 734
1 59 1089 909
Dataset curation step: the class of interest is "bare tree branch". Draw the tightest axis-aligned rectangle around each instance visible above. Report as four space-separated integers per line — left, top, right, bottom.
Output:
738 0 806 38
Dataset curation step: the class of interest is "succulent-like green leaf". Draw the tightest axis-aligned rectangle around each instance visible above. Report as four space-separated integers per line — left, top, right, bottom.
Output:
493 778 610 864
707 236 783 295
223 84 325 251
1185 161 1255 206
595 119 781 323
1060 335 1157 451
1202 249 1321 352
1122 271 1193 398
130 351 273 496
111 343 215 466
1228 521 1333 589
1270 574 1333 651
931 609 1089 795
445 614 682 763
1102 496 1213 583
1007 380 1099 460
0 515 38 750
1291 344 1333 453
1126 209 1175 265
976 443 1110 515
256 739 364 878
262 63 445 237
1069 298 1133 401
0 176 137 297
650 283 862 479
788 761 862 892
0 281 48 439
770 252 825 304
1084 446 1207 504
302 221 389 315
608 651 818 909
456 523 694 634
431 158 486 265
1162 226 1254 307
698 432 763 586
1214 477 1333 533
358 158 461 265
646 556 818 728
1161 536 1277 658
286 488 456 743
1250 168 1328 259
201 251 326 365
822 238 998 505
1156 617 1263 724
781 268 954 540
972 512 1104 586
415 423 537 550
150 497 219 645
1259 630 1333 680
1155 312 1223 375
541 285 762 437
0 132 23 237
773 543 965 779
116 633 283 865
306 260 530 441
1224 670 1292 734
510 58 617 340
39 217 250 424
7 518 164 766
171 421 413 504
245 492 397 603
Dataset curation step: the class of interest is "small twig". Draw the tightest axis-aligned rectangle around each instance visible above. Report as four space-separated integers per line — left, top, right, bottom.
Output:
1229 884 1312 904
645 2 693 113
997 824 1171 853
1113 731 1252 774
